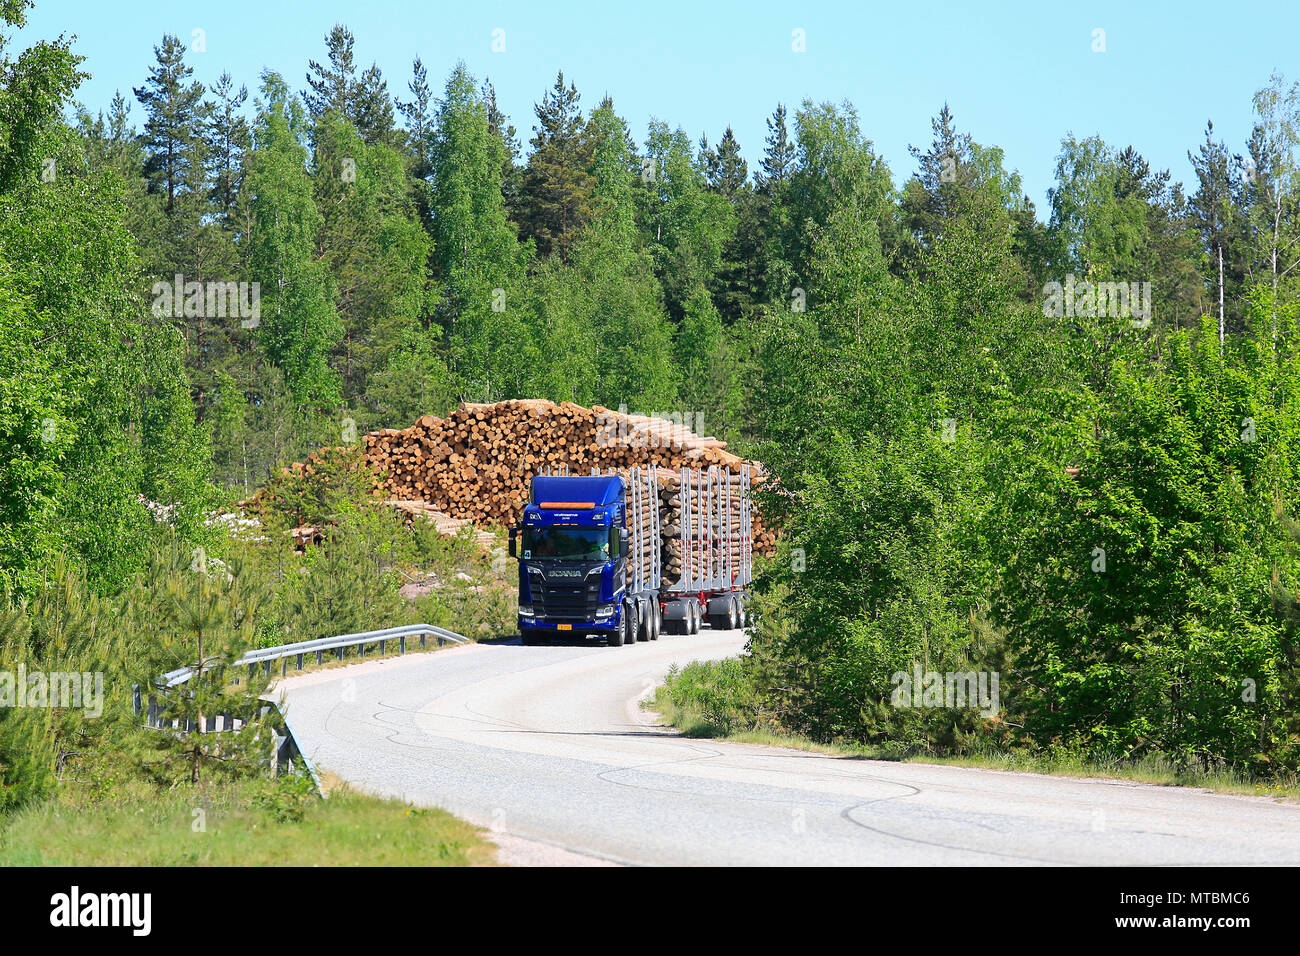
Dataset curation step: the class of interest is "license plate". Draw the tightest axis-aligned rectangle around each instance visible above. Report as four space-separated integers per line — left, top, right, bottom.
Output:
556 624 572 630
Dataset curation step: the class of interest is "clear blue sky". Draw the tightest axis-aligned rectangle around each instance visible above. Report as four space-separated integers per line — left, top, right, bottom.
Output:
14 0 1298 215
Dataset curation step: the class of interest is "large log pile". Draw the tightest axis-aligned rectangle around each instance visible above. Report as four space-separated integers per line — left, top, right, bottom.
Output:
363 400 777 557
263 400 779 562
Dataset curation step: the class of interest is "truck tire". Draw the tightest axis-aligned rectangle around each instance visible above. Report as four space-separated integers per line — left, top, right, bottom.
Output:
706 599 726 630
636 600 651 642
625 603 639 647
689 602 700 635
650 606 660 640
608 612 626 646
728 598 740 630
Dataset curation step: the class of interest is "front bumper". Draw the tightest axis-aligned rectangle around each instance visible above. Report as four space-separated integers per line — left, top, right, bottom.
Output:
519 612 620 632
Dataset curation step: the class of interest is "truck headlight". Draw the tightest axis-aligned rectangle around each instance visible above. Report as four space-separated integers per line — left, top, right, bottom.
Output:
518 605 534 618
596 604 614 618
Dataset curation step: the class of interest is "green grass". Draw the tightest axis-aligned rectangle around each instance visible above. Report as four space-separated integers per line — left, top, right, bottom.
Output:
0 776 498 866
649 663 1300 802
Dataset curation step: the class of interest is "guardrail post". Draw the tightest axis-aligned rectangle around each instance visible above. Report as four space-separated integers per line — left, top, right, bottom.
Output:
379 639 386 655
337 647 343 661
263 660 272 678
399 635 406 654
420 633 426 648
358 641 365 658
132 684 140 717
248 663 255 683
148 695 158 728
437 634 445 647
281 658 287 678
316 650 323 666
296 653 304 671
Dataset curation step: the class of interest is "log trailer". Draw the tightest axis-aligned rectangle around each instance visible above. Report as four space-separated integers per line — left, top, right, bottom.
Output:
509 465 753 646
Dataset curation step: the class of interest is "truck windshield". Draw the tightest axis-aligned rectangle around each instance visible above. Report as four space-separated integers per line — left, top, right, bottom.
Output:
522 526 610 561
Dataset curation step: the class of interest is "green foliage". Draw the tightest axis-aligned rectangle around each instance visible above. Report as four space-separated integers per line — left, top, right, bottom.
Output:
0 11 210 594
428 63 533 401
248 72 343 411
9 2 1300 796
994 307 1300 769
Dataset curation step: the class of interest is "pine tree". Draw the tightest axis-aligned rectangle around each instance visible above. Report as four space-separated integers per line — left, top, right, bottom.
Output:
304 23 355 121
141 549 274 786
133 34 206 213
304 24 393 145
518 71 595 261
397 56 434 181
902 103 975 250
206 72 250 224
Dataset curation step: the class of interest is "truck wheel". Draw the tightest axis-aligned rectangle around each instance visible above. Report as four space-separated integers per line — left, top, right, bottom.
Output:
637 601 651 642
608 613 625 646
688 602 700 635
625 603 639 646
650 607 660 641
728 599 740 630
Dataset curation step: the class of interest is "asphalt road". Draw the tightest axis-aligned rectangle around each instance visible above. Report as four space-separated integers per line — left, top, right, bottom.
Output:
278 629 1300 866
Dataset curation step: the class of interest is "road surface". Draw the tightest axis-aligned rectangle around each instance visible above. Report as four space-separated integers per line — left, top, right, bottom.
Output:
278 629 1300 866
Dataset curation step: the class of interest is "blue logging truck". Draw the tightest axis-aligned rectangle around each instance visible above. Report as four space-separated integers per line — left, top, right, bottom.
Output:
509 465 753 645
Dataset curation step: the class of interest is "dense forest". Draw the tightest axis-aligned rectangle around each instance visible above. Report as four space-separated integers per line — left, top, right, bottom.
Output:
4 0 1300 804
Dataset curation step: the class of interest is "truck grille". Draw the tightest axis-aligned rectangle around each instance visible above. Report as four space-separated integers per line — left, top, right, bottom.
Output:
532 573 600 622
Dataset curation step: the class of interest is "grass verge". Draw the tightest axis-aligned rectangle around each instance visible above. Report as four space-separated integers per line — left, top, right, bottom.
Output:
0 776 497 866
649 660 1300 802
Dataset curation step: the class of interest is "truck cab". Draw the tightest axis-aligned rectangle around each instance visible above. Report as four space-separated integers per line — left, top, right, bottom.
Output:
510 475 642 645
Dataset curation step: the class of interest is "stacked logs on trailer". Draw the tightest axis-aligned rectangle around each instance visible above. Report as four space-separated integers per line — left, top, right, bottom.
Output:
362 399 778 558
594 465 754 591
656 468 750 590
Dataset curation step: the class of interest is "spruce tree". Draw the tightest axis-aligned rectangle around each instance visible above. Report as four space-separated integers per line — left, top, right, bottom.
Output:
352 63 395 145
705 126 748 198
756 103 795 191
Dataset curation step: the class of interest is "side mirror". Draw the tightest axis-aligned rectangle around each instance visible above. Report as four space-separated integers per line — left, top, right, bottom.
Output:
508 527 518 558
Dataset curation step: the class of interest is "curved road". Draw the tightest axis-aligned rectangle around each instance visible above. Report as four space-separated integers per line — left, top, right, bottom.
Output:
278 629 1300 866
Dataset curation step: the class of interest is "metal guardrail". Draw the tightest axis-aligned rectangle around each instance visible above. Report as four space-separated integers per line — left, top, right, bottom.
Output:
136 624 469 785
156 623 469 689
